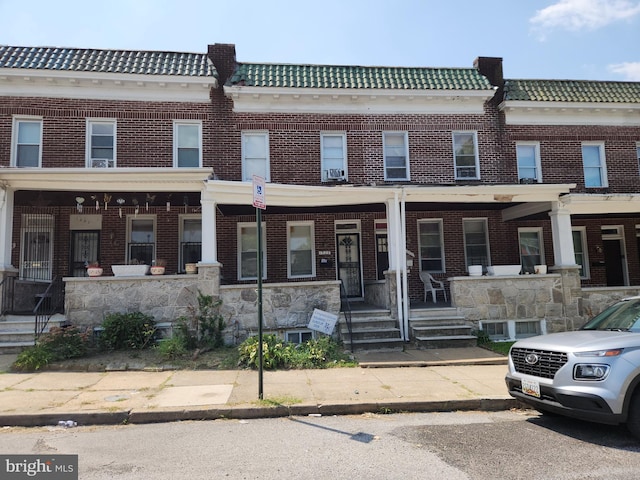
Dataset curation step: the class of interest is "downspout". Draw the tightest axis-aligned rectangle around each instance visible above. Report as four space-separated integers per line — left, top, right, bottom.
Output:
393 191 405 341
400 189 409 341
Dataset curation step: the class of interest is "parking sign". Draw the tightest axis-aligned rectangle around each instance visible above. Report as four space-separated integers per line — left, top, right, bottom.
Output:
252 175 266 209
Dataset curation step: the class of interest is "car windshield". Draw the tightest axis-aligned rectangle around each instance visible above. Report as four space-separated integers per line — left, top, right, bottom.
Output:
582 299 640 332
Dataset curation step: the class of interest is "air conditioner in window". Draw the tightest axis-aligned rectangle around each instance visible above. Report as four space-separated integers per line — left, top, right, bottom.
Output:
326 169 345 181
519 177 537 184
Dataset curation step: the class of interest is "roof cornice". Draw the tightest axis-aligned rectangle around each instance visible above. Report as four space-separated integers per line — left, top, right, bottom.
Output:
0 68 216 102
499 100 640 126
224 85 494 114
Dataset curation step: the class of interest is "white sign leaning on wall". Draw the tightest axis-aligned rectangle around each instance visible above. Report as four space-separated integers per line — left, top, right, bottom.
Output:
307 309 339 335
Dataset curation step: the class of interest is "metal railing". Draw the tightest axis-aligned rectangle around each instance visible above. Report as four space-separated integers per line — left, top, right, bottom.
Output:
339 280 354 353
0 276 16 316
34 276 64 339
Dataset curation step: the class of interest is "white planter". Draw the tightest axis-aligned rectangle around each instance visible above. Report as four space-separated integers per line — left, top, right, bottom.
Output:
487 265 522 276
468 265 483 276
111 265 150 277
535 265 547 274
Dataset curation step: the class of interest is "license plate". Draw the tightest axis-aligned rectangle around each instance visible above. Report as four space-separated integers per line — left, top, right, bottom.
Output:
521 378 540 398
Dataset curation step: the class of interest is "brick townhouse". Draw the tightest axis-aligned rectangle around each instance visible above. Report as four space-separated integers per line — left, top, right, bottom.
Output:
0 43 639 351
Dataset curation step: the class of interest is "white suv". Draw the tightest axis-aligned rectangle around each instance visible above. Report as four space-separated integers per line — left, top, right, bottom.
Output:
505 296 640 438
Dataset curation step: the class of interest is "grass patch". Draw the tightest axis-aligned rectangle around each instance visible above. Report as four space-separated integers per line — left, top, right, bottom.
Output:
255 395 302 407
480 341 515 356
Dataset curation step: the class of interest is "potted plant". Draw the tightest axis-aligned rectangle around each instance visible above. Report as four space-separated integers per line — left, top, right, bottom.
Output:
86 261 103 277
150 259 166 275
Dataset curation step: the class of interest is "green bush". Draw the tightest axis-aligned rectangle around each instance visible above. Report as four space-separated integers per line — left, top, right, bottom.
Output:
237 334 351 370
156 336 188 360
13 326 89 372
175 291 226 350
99 312 156 350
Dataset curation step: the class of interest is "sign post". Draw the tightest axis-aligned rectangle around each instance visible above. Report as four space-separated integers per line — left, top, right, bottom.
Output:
252 176 266 399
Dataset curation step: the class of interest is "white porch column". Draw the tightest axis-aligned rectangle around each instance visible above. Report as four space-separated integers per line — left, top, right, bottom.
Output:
549 201 577 266
386 193 406 340
0 186 14 270
200 196 217 263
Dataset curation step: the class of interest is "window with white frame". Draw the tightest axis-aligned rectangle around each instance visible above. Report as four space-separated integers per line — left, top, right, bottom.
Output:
288 221 315 278
515 321 540 338
519 228 544 272
238 222 266 280
383 132 409 180
242 131 270 181
87 120 116 168
636 143 640 175
453 131 479 179
127 216 155 265
463 218 489 269
286 330 314 344
582 142 607 188
321 132 347 181
179 216 201 272
573 227 589 279
516 142 541 183
12 118 42 167
418 220 444 272
482 322 508 340
174 121 202 167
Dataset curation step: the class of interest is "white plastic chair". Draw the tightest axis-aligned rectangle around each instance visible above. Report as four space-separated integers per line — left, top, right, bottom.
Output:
419 271 448 303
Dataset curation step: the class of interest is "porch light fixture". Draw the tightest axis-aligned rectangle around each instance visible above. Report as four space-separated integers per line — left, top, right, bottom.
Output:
75 196 85 213
117 198 125 218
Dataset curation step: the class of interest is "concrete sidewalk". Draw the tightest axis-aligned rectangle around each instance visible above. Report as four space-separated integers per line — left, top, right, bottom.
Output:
0 348 516 427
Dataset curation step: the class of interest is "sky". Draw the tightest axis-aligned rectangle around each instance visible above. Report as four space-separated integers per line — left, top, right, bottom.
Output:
0 0 639 81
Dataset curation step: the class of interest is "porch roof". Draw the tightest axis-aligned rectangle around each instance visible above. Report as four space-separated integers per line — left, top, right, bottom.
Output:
0 168 213 192
561 193 640 215
203 180 575 209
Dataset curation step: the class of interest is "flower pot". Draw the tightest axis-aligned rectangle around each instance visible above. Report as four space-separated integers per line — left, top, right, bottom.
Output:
468 265 483 276
535 265 547 274
112 265 150 276
185 263 198 274
87 267 103 277
150 266 165 275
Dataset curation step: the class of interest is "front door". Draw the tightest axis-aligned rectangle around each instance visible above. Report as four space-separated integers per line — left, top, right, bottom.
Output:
336 231 363 298
70 231 100 277
602 226 627 286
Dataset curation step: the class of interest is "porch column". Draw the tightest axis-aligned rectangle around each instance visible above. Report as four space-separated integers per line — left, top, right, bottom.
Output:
386 193 406 340
548 201 577 267
0 186 14 270
200 196 217 263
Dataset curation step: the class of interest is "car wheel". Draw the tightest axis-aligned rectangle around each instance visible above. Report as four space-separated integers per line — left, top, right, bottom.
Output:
626 390 640 439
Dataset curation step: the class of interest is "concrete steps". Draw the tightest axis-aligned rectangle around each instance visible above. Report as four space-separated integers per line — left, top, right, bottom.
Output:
410 307 478 349
340 309 404 352
0 314 68 354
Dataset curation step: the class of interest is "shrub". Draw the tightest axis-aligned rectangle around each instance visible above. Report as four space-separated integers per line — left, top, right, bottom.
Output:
156 336 188 360
12 326 89 372
175 291 226 350
99 312 156 350
237 334 350 370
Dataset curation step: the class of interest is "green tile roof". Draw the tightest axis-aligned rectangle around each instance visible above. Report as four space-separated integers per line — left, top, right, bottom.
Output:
0 46 216 78
504 79 640 103
228 63 494 90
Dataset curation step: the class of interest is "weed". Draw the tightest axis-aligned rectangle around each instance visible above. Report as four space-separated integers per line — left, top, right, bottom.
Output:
100 312 156 350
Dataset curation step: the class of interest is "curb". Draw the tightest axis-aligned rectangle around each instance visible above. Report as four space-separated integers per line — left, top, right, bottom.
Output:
0 398 521 428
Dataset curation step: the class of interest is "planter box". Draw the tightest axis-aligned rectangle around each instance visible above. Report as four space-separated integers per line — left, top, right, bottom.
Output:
111 265 150 277
487 265 521 276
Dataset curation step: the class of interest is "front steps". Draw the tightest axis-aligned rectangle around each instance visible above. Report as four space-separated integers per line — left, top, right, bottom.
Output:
410 307 477 349
339 307 477 351
0 314 68 354
340 305 478 352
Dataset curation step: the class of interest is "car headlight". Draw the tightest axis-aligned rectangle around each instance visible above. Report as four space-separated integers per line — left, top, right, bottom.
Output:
574 364 610 380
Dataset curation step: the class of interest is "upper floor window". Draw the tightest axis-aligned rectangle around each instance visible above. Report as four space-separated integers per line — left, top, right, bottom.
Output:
519 227 544 272
321 132 347 181
12 118 42 167
287 221 315 278
582 142 607 188
463 218 489 270
516 142 542 183
174 121 202 167
453 131 479 179
242 131 270 182
418 220 444 272
87 120 116 168
383 132 409 180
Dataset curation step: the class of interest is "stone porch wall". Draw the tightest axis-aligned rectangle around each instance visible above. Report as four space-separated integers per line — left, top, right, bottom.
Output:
218 280 342 344
449 272 578 333
581 286 640 319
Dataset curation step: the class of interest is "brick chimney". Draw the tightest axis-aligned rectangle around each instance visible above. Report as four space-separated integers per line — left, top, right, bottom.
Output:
474 57 504 87
208 43 237 87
